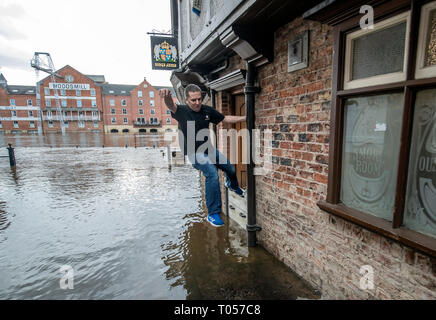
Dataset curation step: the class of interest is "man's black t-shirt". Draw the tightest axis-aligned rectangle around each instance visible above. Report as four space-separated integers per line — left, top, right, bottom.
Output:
171 104 225 156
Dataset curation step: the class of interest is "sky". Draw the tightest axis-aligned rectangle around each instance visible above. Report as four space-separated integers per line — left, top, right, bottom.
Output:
0 0 174 87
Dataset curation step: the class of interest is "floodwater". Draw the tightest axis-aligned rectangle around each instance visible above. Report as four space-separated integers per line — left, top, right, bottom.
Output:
0 133 320 299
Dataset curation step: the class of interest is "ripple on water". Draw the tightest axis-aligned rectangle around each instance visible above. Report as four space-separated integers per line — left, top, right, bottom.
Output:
0 145 320 300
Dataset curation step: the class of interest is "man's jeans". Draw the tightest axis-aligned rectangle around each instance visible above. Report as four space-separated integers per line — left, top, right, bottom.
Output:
191 149 240 215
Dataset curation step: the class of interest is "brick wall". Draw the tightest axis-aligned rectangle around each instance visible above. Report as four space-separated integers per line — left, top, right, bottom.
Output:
215 16 436 299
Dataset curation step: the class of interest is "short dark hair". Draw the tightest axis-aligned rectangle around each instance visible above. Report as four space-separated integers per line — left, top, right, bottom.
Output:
184 84 201 100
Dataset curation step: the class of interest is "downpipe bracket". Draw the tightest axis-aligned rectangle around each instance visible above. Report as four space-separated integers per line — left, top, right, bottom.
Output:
246 224 262 232
244 86 260 94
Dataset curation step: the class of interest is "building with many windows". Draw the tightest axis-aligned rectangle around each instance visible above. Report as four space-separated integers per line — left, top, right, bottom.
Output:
37 65 105 133
100 79 177 134
0 73 39 133
0 66 177 134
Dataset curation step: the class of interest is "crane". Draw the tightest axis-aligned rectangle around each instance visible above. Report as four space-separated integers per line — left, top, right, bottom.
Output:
30 52 66 135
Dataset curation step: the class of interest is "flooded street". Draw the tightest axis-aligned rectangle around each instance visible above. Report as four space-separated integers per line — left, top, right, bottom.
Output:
0 133 319 300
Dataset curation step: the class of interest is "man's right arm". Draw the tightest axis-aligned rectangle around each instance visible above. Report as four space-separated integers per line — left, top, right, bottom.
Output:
158 89 178 114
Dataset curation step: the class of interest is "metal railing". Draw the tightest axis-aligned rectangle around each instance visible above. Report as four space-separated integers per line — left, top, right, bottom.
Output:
42 115 101 121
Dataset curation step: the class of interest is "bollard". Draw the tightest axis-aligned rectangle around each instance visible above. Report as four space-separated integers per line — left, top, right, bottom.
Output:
167 144 171 169
7 144 16 167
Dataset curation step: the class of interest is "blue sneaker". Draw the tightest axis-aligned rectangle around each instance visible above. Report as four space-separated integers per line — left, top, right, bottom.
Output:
225 179 244 197
207 213 224 227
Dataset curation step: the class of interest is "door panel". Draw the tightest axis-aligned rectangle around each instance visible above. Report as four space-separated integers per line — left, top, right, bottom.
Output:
234 94 246 189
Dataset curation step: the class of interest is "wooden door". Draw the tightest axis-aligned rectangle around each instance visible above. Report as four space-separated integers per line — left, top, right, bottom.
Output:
234 94 247 189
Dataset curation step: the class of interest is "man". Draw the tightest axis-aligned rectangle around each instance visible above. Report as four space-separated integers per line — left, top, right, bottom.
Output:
159 84 245 227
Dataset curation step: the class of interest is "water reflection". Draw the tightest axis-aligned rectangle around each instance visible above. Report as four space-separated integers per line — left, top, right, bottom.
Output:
0 146 319 299
0 132 168 148
0 202 10 232
162 213 319 300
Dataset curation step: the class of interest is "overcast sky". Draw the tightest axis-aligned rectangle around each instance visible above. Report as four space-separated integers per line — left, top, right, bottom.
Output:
0 0 174 87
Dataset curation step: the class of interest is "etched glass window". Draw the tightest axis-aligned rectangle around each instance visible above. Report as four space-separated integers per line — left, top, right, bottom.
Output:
351 22 407 80
341 93 404 220
425 8 436 67
404 88 436 238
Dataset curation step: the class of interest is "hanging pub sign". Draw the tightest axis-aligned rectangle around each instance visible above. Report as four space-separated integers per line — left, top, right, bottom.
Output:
150 36 179 70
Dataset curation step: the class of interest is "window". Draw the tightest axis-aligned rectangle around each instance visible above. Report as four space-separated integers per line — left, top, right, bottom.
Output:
48 121 53 128
92 100 97 107
151 109 155 114
27 99 32 106
76 90 81 97
44 88 50 95
138 91 143 97
149 91 154 98
320 2 436 256
150 100 155 107
109 90 114 94
416 1 436 78
10 99 15 106
62 99 67 107
78 121 85 128
344 11 411 89
29 121 35 128
166 117 171 124
64 121 69 128
111 108 116 114
139 100 143 106
0 121 2 128
139 108 144 115
64 111 69 117
166 109 171 114
79 111 84 118
111 117 116 124
11 110 17 117
13 121 18 128
93 121 99 128
47 111 52 119
28 111 34 117
123 117 128 124
122 108 127 114
91 89 96 97
110 99 115 106
60 89 66 96
77 100 82 108
122 99 127 106
150 117 158 124
46 99 51 107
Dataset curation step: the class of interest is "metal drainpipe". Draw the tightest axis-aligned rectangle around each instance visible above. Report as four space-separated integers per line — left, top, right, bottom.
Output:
245 62 261 247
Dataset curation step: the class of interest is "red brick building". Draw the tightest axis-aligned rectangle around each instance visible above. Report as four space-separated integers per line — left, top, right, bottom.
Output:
0 67 177 134
0 73 39 133
100 79 177 134
38 65 104 133
171 0 436 299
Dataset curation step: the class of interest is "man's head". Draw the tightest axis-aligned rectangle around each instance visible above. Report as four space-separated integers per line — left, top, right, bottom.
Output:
184 84 202 112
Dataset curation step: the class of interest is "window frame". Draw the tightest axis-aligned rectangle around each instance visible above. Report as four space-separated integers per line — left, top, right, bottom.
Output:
318 0 436 257
343 11 412 89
